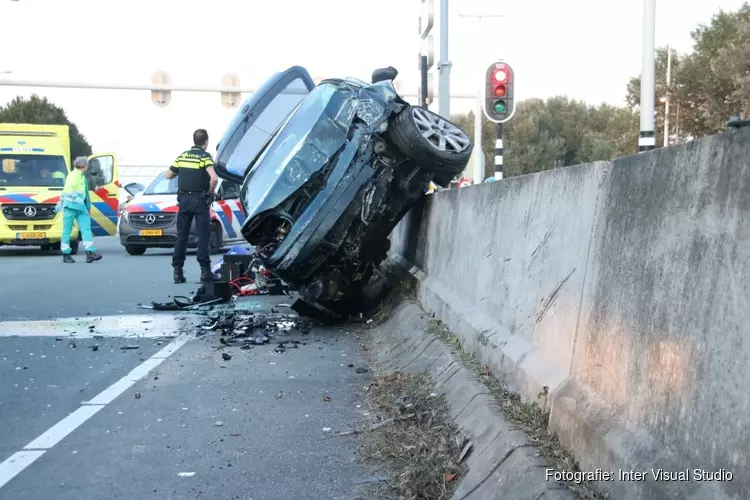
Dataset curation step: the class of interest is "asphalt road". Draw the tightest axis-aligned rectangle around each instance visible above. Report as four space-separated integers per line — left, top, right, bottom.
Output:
0 237 378 500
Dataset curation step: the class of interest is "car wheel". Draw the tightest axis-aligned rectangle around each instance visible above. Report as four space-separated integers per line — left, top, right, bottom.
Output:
389 105 473 181
126 245 146 256
70 236 80 256
209 223 223 255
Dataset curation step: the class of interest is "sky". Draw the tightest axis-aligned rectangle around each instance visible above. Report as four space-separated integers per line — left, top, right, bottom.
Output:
0 0 746 166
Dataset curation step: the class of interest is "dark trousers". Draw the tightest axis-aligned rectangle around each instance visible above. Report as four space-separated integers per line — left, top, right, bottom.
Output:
172 191 211 269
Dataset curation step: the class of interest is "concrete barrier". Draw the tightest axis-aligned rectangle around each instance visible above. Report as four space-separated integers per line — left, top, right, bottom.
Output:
389 128 750 500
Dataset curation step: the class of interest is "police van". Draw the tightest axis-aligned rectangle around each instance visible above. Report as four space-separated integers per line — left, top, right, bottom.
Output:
117 171 246 255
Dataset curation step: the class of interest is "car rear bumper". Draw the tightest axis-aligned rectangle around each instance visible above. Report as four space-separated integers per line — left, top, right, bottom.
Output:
263 139 374 283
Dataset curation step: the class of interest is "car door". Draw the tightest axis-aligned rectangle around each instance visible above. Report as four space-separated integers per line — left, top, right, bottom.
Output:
213 179 245 243
214 66 316 184
86 152 120 236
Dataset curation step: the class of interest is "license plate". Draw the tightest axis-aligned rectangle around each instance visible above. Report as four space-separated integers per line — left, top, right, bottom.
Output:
139 229 163 236
18 232 46 239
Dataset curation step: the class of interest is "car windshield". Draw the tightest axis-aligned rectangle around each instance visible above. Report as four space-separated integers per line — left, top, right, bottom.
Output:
143 171 178 195
0 155 67 187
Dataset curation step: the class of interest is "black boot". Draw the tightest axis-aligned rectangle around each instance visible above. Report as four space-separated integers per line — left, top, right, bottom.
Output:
200 267 221 282
63 254 75 264
86 251 102 263
173 267 186 284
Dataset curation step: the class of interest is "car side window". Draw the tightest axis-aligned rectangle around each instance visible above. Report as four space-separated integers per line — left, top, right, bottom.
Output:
225 77 309 178
220 182 240 200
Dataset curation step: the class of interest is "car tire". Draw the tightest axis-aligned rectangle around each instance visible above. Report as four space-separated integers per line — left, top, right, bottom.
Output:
126 245 146 256
209 223 223 255
389 105 473 179
70 236 80 256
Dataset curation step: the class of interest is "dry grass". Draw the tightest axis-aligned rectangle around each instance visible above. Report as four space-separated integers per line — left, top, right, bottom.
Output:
426 319 608 500
358 372 467 500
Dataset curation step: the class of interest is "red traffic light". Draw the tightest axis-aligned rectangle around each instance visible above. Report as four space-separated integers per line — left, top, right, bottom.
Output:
493 85 506 97
492 69 508 83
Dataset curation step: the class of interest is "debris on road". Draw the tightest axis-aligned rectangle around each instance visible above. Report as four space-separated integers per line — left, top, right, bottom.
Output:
134 392 141 399
177 472 196 477
356 367 369 374
204 308 318 354
120 345 140 350
322 394 331 402
90 344 99 352
215 421 224 427
222 353 232 361
68 340 76 349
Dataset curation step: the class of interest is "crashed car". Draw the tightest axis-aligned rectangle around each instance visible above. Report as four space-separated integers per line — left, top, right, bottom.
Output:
214 65 472 319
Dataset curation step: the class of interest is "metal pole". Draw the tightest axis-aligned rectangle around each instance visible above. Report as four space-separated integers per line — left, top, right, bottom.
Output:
664 45 671 147
438 0 451 118
420 55 428 108
473 93 484 183
639 0 656 152
495 123 504 180
0 78 479 100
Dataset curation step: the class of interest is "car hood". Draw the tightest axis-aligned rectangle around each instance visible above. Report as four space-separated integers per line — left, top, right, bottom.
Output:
239 79 399 226
124 194 179 213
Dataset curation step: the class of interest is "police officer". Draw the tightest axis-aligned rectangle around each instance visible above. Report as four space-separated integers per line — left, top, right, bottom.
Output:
165 129 220 284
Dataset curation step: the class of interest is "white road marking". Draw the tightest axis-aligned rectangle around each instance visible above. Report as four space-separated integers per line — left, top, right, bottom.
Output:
0 334 191 492
0 451 45 489
0 315 196 338
83 337 189 406
24 405 104 450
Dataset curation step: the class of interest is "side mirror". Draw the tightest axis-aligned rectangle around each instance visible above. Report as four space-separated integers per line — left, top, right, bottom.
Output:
372 66 398 84
124 182 145 196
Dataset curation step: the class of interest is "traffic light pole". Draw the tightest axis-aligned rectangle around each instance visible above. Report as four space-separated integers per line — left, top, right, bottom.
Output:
495 123 504 180
639 0 656 152
437 0 451 118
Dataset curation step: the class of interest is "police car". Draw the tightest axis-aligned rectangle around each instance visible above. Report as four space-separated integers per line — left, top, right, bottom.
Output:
117 171 247 255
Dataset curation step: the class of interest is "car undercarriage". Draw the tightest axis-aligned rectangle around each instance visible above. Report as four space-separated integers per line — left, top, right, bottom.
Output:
214 66 473 321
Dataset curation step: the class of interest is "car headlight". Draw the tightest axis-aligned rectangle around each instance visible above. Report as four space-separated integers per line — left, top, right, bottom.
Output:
121 210 129 223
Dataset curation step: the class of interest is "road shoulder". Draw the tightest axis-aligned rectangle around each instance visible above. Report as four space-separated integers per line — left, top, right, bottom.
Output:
367 298 596 500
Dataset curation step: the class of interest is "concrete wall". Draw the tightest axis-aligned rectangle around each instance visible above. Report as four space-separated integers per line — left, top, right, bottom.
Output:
389 128 750 500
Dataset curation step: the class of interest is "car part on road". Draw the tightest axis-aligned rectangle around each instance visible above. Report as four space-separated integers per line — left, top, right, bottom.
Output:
212 65 472 323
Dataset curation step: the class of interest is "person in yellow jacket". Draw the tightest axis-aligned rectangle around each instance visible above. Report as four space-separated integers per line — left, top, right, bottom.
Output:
57 157 102 263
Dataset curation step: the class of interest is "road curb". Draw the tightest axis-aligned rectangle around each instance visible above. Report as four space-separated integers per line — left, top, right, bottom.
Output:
370 299 578 500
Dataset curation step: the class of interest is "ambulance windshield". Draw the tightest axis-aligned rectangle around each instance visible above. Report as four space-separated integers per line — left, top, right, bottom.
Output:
0 155 68 187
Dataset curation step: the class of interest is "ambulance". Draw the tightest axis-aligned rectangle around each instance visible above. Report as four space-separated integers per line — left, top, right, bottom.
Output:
0 123 119 254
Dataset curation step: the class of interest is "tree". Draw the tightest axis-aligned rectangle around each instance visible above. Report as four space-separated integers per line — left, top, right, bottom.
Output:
626 3 750 141
452 97 639 179
0 95 92 163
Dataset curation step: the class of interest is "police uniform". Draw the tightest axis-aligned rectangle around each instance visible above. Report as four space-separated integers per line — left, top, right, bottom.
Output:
169 145 217 282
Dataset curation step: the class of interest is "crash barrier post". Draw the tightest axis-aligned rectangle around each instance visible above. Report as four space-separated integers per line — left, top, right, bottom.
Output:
387 127 750 500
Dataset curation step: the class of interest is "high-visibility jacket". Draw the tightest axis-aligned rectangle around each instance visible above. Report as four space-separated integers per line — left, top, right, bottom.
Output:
60 168 91 211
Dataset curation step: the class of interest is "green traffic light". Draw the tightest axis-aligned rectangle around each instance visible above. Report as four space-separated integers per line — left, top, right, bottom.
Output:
494 100 506 113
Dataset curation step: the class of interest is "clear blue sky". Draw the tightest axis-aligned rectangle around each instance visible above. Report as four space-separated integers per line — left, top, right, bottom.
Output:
0 0 745 165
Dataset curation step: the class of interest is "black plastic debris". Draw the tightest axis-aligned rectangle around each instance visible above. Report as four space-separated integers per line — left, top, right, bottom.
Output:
121 345 140 350
90 345 99 352
222 353 232 361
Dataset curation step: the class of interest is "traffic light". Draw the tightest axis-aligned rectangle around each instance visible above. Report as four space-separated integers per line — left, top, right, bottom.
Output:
483 62 515 123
